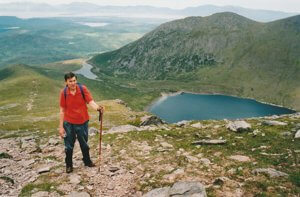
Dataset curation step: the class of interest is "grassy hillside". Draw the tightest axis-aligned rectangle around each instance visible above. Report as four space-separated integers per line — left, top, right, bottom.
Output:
90 13 300 110
0 63 160 137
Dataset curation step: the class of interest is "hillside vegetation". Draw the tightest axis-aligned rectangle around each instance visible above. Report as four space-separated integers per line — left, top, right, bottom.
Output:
90 13 300 110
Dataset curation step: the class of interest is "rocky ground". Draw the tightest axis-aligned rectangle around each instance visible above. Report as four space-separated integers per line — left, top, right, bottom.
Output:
0 109 300 196
0 134 142 197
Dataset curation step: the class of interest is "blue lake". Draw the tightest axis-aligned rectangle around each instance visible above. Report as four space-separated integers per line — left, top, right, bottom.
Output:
148 92 296 123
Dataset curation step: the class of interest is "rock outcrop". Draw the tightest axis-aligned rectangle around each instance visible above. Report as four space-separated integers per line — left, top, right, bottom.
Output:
143 181 207 197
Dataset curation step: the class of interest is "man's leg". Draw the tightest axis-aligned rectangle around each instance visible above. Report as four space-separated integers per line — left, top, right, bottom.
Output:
63 121 76 172
75 121 94 167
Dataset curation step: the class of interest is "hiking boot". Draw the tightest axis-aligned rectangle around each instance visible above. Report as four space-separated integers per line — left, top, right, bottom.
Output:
85 162 96 167
66 166 73 173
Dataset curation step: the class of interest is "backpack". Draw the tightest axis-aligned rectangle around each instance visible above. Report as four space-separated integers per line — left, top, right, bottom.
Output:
64 83 87 104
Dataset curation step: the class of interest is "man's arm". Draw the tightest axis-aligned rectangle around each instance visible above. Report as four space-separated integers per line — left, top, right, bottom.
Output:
88 100 105 112
59 107 65 138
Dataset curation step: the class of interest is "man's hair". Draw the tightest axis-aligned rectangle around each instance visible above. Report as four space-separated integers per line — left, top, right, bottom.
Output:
64 72 77 81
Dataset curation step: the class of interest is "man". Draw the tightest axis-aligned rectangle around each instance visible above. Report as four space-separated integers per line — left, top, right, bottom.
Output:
59 72 104 173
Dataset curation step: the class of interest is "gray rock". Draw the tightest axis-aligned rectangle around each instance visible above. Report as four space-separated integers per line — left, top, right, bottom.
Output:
48 138 60 146
163 169 185 182
115 99 126 105
138 125 160 131
88 127 98 136
67 191 90 197
199 158 211 166
175 120 191 127
185 155 199 163
140 115 165 126
252 129 261 136
57 184 73 193
69 174 81 185
109 166 120 172
108 125 139 134
192 139 227 145
31 191 49 197
143 187 170 197
252 168 288 178
49 191 61 197
213 177 229 186
21 136 36 141
295 130 300 139
280 131 292 137
191 122 203 129
19 159 35 167
107 183 115 190
143 181 206 197
226 121 251 132
38 167 50 174
262 120 287 126
169 181 207 197
229 155 251 162
160 142 173 149
86 185 93 190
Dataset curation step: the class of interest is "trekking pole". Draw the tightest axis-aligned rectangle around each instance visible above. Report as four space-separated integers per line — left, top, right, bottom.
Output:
98 109 103 172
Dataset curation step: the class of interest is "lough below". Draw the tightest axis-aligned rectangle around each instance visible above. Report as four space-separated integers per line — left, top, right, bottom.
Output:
74 62 98 80
148 93 296 123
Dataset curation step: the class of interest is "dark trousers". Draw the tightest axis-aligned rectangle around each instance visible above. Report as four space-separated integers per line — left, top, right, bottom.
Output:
63 120 92 167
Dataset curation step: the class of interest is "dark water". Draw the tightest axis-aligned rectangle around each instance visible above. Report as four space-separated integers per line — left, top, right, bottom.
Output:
148 93 296 123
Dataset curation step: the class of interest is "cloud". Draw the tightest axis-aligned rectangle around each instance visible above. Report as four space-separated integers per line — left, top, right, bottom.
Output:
0 0 300 12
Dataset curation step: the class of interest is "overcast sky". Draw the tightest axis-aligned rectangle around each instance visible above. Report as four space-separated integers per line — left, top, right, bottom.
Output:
0 0 300 13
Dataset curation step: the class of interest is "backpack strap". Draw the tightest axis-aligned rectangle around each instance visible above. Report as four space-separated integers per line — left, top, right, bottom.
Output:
77 83 87 103
64 86 68 100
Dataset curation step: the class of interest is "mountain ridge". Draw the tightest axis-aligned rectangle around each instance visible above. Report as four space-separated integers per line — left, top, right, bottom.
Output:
90 12 300 110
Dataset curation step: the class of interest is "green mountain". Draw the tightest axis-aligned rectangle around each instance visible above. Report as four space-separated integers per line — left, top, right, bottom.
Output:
90 12 300 110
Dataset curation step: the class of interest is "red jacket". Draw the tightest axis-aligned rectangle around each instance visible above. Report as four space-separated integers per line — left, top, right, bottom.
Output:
60 84 93 124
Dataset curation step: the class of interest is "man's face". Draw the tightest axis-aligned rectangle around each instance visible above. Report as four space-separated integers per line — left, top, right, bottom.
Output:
66 76 77 90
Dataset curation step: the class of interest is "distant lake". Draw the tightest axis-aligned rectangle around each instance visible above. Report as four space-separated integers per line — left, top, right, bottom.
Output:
77 22 109 27
74 62 99 80
148 92 296 123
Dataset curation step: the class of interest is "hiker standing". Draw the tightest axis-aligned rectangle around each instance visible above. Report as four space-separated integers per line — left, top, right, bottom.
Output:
59 72 104 173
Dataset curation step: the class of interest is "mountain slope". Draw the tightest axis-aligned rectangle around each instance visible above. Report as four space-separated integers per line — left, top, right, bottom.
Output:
90 13 300 110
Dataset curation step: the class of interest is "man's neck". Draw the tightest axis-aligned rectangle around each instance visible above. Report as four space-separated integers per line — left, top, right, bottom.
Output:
69 87 76 94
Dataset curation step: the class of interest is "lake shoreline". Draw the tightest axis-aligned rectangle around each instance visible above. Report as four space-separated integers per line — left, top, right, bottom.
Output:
145 90 297 117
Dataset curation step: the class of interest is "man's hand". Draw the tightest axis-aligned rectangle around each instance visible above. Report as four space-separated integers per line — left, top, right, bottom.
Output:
59 127 66 138
97 105 105 112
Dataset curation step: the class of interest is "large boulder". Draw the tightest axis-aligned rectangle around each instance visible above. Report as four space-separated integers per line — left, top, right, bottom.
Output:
140 115 165 126
226 120 251 132
143 181 207 197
